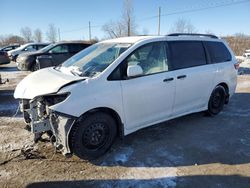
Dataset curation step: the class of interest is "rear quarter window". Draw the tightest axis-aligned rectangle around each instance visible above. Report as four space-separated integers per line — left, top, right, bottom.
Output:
168 41 207 70
205 41 232 63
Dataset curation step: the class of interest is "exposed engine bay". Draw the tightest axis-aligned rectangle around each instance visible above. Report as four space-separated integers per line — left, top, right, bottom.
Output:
19 93 75 156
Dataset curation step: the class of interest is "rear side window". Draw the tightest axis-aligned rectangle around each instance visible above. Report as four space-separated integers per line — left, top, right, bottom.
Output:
168 41 206 70
205 41 231 63
37 45 47 50
50 44 69 53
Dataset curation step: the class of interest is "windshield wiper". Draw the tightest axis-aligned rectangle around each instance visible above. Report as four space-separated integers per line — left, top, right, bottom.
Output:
70 69 82 76
67 66 83 76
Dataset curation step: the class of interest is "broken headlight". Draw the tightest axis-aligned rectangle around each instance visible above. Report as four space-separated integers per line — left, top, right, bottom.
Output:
44 93 70 106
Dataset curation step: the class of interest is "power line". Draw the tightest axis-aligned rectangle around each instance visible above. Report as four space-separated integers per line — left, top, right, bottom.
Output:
139 0 250 21
59 0 250 35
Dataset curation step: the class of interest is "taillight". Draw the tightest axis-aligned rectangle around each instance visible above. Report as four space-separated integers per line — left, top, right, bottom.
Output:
234 62 240 70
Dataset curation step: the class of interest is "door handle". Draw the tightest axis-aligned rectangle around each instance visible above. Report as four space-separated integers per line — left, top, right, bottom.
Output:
177 75 187 79
163 77 174 82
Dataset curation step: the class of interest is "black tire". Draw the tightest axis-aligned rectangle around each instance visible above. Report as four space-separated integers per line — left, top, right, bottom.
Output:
207 85 226 115
69 112 117 160
31 62 39 72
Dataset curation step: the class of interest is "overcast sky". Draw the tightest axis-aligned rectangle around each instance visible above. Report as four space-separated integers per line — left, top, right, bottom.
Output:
1 0 250 41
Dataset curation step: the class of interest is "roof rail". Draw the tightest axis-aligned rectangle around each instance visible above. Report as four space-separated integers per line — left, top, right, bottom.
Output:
167 33 218 39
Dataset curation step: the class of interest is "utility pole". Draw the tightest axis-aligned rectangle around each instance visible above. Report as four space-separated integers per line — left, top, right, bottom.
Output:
128 17 131 36
158 7 161 35
89 21 92 41
58 28 61 41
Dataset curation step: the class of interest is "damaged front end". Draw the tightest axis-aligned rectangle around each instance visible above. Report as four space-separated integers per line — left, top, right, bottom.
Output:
20 93 76 156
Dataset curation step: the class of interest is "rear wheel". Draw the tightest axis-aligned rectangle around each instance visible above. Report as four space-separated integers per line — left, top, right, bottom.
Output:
207 85 226 115
69 112 117 160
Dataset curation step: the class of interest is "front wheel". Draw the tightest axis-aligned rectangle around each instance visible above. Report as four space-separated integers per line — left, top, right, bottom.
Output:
69 112 117 160
31 62 40 72
207 85 226 115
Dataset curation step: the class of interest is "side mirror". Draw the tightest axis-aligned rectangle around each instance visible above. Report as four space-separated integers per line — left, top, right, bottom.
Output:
48 50 53 54
127 64 143 77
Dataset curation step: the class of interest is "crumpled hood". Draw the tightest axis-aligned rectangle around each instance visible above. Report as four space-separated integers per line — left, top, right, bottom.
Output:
14 67 85 99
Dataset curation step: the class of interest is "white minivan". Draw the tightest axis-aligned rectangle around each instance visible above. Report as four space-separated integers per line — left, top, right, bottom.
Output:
14 34 238 159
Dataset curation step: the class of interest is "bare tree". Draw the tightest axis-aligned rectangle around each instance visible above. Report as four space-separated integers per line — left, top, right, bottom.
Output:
102 21 124 38
20 27 32 42
224 33 250 56
122 0 136 36
102 0 137 38
46 24 57 43
0 35 25 47
170 18 197 33
33 28 43 42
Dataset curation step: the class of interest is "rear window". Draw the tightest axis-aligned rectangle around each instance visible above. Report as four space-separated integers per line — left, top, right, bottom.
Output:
168 41 207 70
205 41 231 63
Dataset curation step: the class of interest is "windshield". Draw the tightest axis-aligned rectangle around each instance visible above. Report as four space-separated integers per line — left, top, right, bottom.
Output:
38 43 55 53
59 42 131 77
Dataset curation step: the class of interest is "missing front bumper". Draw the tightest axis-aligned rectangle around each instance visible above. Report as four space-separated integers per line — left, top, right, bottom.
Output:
50 112 76 155
20 98 76 156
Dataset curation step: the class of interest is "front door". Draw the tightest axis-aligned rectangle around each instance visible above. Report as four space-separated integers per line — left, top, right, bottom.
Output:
120 42 176 131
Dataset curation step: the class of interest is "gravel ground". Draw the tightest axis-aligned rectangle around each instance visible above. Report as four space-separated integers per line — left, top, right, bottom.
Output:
0 62 250 188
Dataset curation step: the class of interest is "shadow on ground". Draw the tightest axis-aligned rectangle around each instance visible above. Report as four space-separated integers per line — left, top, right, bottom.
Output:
0 66 19 72
1 91 250 168
0 90 20 117
26 175 250 188
86 93 250 169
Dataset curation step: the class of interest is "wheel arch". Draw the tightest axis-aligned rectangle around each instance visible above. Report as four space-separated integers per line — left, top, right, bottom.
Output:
77 107 124 138
216 82 229 104
217 82 229 94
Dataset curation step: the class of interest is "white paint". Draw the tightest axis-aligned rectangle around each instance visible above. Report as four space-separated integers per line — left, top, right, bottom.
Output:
14 67 85 99
14 36 237 155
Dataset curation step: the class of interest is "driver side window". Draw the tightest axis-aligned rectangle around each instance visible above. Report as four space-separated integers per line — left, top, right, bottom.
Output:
24 45 35 51
126 42 168 76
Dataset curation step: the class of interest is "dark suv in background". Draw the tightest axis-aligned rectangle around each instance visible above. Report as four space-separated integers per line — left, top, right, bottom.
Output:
0 44 20 64
0 51 10 65
16 41 92 71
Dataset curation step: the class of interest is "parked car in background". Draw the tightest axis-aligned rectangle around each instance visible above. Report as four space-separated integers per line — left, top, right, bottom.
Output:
0 51 10 65
243 49 250 59
16 42 92 71
7 43 49 62
0 44 20 52
14 34 238 159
